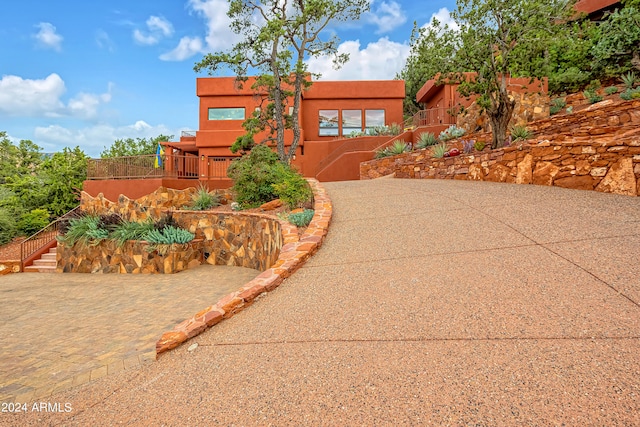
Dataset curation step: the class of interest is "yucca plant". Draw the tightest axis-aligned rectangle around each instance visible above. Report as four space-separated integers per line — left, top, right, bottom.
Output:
510 125 532 141
374 147 390 159
111 219 155 247
621 71 637 89
432 142 448 159
386 140 410 156
190 183 220 211
416 132 438 149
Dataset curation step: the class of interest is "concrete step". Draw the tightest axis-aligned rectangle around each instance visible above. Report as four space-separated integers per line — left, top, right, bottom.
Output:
23 265 57 273
41 253 57 261
33 259 56 267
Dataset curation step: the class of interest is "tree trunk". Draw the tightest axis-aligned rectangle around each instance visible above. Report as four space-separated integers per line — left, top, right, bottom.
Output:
488 89 515 149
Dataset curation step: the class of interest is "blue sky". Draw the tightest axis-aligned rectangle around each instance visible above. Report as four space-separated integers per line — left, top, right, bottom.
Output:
0 0 455 157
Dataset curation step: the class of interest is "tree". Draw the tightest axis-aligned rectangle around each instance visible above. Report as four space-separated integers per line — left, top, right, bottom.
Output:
100 135 172 158
408 0 573 149
194 0 369 164
41 147 88 216
591 0 640 77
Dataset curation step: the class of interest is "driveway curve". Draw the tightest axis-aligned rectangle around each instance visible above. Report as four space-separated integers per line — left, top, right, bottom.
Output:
5 178 640 426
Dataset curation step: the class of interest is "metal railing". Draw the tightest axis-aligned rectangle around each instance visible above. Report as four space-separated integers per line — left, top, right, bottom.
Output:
403 107 458 130
181 130 196 138
315 136 390 174
20 206 81 270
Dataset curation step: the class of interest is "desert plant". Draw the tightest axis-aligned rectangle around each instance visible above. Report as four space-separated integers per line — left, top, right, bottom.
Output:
272 171 312 209
386 140 411 155
367 124 400 136
566 106 574 114
143 225 195 245
432 142 448 159
604 86 619 95
111 219 155 247
190 183 220 211
17 209 50 236
388 123 402 135
374 147 390 158
154 212 179 231
510 125 532 141
57 215 107 247
550 98 566 115
583 89 603 104
287 209 315 227
621 71 637 89
97 213 123 231
462 140 475 154
474 141 486 151
439 125 465 142
416 132 438 149
620 88 640 101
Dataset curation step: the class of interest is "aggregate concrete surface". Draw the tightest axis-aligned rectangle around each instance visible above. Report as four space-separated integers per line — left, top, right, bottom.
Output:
3 179 640 426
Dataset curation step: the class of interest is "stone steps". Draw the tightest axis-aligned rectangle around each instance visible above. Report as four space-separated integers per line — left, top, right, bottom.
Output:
24 247 57 273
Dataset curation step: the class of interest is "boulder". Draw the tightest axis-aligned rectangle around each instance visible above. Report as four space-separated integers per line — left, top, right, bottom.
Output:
595 158 637 196
260 199 283 211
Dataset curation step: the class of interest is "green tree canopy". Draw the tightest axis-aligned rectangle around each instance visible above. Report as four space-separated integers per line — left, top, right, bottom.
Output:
194 0 369 164
100 135 172 158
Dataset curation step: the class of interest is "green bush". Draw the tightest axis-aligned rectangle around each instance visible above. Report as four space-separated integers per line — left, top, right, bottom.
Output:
604 86 619 95
272 170 312 209
287 209 314 227
0 208 17 245
474 141 486 151
583 89 603 104
57 215 107 247
620 88 640 101
416 132 438 149
550 98 566 115
439 125 465 142
227 145 284 208
17 209 50 236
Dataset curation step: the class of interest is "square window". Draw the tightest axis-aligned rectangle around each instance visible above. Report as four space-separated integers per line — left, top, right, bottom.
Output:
365 109 385 130
318 110 339 136
342 110 362 136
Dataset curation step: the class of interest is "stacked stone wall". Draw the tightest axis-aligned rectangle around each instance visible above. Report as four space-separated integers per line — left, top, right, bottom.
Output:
361 99 640 197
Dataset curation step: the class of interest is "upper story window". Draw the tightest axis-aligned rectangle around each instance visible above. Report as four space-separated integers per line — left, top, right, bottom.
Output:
342 110 362 136
208 107 245 120
318 110 339 136
365 109 385 130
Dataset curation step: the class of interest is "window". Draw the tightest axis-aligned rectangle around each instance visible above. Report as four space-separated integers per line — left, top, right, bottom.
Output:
342 110 362 136
318 110 339 136
208 107 245 120
365 109 385 130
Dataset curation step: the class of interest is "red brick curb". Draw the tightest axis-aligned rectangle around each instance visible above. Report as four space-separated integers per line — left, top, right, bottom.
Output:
156 178 332 355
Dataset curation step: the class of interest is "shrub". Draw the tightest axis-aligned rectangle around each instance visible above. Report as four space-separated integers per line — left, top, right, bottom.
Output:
189 183 220 211
57 215 108 247
550 98 566 115
97 213 123 231
621 71 637 89
583 89 603 104
227 145 289 208
111 219 155 247
416 132 438 149
154 212 179 231
287 209 314 227
367 124 400 136
474 141 486 151
462 140 475 154
387 140 411 155
620 88 640 101
143 225 194 245
374 147 390 158
272 170 312 209
0 208 17 245
510 125 533 141
604 86 619 95
432 142 448 158
439 125 465 142
17 209 50 236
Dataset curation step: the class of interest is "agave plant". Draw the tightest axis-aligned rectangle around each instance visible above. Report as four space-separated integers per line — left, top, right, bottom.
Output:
439 125 465 142
510 125 532 141
621 71 637 89
386 140 411 155
416 132 437 149
190 183 220 211
432 142 448 159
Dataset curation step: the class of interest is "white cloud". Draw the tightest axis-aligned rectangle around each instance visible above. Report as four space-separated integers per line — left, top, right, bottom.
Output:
159 36 204 61
0 74 112 119
188 0 243 51
306 37 410 81
423 7 459 32
366 1 407 34
133 15 174 45
95 30 115 52
34 122 177 156
33 22 63 51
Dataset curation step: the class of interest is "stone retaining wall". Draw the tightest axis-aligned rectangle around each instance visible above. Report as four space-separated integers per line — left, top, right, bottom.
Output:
361 99 640 197
57 240 204 274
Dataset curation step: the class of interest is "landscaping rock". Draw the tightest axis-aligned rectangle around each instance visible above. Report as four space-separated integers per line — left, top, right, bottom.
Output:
260 199 283 211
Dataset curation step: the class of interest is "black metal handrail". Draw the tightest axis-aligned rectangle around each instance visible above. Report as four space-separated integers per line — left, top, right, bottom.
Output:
20 206 81 271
